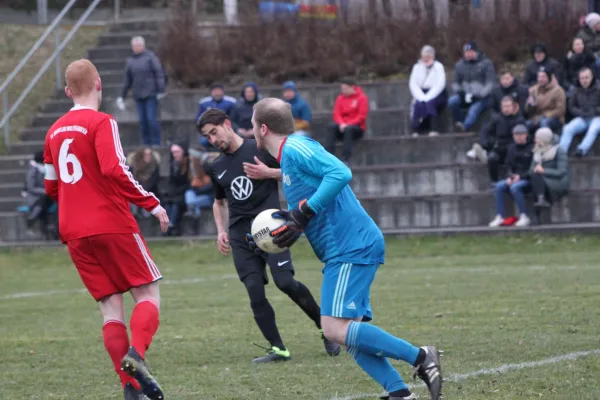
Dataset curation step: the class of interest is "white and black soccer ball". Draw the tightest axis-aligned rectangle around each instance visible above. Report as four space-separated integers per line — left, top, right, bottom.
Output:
251 209 287 254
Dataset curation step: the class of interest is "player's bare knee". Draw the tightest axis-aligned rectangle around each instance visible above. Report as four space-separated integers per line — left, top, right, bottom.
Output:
130 281 161 309
321 316 352 344
98 293 125 322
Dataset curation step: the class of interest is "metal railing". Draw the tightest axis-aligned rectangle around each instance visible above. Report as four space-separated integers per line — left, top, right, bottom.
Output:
0 0 103 150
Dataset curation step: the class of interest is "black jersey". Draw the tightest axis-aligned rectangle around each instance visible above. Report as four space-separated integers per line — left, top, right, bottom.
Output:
208 139 281 228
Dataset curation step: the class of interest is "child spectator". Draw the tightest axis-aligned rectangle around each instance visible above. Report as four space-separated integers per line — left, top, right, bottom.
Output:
409 45 447 136
488 125 534 228
282 81 312 136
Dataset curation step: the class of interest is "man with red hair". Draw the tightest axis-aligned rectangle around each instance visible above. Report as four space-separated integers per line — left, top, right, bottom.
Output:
43 59 168 400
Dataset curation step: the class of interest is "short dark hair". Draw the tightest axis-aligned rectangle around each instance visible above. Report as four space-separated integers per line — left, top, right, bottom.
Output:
501 95 516 104
499 70 513 76
339 78 356 86
253 98 295 135
197 109 229 132
579 66 594 76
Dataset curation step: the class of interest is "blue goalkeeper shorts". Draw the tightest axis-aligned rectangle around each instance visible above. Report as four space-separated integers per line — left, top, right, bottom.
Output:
321 262 379 321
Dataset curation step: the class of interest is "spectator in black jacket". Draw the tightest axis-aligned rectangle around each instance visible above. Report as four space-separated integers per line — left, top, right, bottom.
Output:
559 67 600 156
489 124 534 228
523 43 563 87
127 147 161 217
468 96 526 183
490 70 529 117
564 37 597 93
230 82 261 138
163 143 190 236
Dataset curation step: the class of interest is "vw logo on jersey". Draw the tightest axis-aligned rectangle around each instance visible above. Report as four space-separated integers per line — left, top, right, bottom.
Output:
231 176 253 200
282 173 291 186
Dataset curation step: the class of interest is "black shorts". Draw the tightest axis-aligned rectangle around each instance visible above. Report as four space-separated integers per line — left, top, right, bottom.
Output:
229 219 294 284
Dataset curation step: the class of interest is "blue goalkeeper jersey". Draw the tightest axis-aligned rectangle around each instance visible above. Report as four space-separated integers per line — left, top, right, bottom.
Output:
278 134 384 265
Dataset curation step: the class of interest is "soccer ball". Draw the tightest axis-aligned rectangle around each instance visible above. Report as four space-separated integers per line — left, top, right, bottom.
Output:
251 209 287 254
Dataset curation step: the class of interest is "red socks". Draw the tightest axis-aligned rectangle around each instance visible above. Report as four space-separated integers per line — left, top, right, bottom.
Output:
102 320 139 389
129 300 160 359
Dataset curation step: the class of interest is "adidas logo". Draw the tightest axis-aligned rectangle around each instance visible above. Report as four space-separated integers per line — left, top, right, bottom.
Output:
347 302 356 310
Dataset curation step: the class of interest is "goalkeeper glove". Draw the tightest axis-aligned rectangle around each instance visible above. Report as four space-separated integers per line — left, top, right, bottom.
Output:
245 233 267 259
270 199 315 249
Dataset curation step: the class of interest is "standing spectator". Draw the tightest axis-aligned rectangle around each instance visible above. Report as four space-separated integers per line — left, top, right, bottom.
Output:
563 37 597 92
576 13 600 61
231 82 261 138
448 41 497 132
488 125 534 228
559 67 600 157
408 45 447 136
490 71 529 117
529 128 570 210
326 79 369 165
282 81 312 136
127 147 161 218
525 68 566 133
162 143 190 236
473 96 526 183
117 36 166 147
523 43 563 87
185 153 214 218
195 82 237 122
25 151 55 238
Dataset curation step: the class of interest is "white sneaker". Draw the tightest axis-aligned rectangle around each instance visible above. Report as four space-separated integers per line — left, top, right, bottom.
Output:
488 215 504 227
515 214 531 227
466 148 477 159
472 143 488 163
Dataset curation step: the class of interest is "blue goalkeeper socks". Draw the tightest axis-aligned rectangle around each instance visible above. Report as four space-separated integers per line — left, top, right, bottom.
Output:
346 321 420 365
347 346 408 393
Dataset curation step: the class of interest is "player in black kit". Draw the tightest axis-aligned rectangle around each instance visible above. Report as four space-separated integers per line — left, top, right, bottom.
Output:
197 109 340 363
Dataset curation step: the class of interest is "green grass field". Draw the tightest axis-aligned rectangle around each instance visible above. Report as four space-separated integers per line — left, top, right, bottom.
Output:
1 235 600 400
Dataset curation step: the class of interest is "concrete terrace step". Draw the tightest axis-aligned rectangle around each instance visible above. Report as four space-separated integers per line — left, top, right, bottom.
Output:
0 155 32 170
0 170 28 185
88 45 156 62
97 31 158 47
0 183 25 199
94 58 127 73
108 20 164 33
0 197 25 213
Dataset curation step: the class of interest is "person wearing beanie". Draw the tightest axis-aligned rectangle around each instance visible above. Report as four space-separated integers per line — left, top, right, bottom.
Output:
559 67 600 157
25 150 56 238
523 42 563 87
196 82 237 122
525 67 566 133
449 40 497 132
409 45 447 136
529 127 569 212
326 79 369 165
577 12 600 59
488 124 534 228
282 81 313 136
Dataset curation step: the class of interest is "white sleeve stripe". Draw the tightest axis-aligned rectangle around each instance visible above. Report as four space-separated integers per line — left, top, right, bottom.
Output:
109 119 158 201
44 164 57 180
286 142 312 159
291 139 314 155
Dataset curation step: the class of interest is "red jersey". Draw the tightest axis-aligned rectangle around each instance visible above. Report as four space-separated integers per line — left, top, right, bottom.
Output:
43 105 160 243
332 85 369 131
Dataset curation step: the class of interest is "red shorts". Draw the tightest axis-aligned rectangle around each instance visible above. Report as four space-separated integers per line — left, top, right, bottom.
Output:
67 233 162 301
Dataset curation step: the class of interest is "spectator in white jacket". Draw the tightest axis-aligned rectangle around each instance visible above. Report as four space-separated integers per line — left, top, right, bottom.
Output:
409 45 447 136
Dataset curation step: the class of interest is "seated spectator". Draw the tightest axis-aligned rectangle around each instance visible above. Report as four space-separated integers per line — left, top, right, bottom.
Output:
559 67 600 157
25 151 55 238
563 38 596 93
470 96 526 183
127 147 161 218
448 41 496 132
231 82 261 138
408 45 447 136
490 71 528 117
523 43 563 87
162 143 190 236
525 68 566 133
325 79 369 165
489 125 534 228
576 13 600 63
529 128 569 212
185 152 213 218
195 82 237 122
282 81 312 136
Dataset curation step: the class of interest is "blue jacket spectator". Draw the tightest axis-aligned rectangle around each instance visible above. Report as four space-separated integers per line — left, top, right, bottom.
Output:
282 81 312 135
231 82 261 138
195 83 237 122
448 41 497 132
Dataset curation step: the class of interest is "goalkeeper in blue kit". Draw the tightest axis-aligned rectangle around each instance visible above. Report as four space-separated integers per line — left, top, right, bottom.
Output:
246 98 443 400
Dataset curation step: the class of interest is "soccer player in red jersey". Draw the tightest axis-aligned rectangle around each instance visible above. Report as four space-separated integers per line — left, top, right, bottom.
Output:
43 59 168 400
